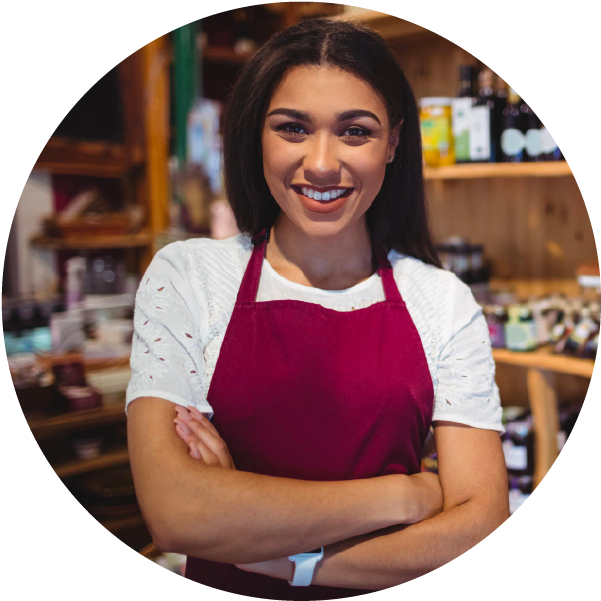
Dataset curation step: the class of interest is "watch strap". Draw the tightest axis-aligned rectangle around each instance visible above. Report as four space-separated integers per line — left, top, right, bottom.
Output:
288 555 320 586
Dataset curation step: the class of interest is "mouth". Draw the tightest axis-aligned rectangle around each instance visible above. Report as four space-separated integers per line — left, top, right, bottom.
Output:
291 185 354 203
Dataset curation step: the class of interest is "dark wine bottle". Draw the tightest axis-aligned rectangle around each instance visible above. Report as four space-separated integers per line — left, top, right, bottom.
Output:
470 68 499 162
500 87 526 162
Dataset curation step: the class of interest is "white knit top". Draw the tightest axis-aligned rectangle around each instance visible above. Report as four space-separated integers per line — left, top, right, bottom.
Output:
126 233 504 433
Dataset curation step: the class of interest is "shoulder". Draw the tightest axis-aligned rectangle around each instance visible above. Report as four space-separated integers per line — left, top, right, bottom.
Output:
145 233 252 297
151 233 252 277
388 250 466 322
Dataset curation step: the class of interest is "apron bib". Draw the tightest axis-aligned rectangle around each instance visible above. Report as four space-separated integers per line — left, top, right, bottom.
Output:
185 229 434 599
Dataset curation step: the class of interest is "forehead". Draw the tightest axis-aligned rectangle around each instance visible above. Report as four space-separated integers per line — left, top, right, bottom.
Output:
267 65 388 122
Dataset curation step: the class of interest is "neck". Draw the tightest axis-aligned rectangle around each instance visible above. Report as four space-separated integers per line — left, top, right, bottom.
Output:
264 214 376 290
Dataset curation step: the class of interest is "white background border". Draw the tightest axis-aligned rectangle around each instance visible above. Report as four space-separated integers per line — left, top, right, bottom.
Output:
1 1 598 599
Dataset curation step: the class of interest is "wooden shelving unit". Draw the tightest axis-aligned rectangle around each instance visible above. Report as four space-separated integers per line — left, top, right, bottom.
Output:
493 348 595 379
54 446 130 479
34 137 144 178
425 161 572 180
30 230 153 250
30 36 170 273
493 347 595 488
29 404 126 441
334 6 598 492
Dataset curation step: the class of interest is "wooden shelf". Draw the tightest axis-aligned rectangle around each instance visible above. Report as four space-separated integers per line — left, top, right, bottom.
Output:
425 161 572 180
202 46 252 64
54 446 129 479
34 137 144 178
492 347 595 378
29 404 126 441
333 9 430 41
30 230 152 250
488 278 584 299
100 514 146 534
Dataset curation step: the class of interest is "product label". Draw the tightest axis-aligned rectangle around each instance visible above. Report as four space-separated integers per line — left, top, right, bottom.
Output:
525 129 543 157
501 128 525 156
421 116 452 158
503 441 528 470
470 106 491 160
452 98 472 161
505 322 538 351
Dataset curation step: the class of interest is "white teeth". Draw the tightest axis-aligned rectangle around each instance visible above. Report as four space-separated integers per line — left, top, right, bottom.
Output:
300 187 348 201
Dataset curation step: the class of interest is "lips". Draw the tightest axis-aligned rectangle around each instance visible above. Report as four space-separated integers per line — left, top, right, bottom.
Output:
292 185 354 214
292 186 354 204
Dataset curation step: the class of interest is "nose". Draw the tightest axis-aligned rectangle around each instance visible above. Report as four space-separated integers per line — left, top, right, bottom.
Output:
302 132 340 182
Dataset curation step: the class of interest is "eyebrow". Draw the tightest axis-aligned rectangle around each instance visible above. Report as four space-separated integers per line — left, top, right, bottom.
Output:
266 108 381 125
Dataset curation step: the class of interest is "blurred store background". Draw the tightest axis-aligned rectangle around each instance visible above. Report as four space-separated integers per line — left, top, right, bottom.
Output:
3 3 598 573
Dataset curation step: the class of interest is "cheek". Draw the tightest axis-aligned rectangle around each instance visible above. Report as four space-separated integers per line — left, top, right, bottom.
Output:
262 141 295 185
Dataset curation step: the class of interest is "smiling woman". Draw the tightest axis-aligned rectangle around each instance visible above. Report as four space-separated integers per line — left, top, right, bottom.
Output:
126 16 508 600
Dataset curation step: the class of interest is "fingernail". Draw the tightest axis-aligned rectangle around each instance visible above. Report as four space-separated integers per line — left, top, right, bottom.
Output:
190 442 201 459
174 418 190 435
188 406 204 421
175 406 193 421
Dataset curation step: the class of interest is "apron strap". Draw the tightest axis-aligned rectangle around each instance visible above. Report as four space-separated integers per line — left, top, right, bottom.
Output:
373 241 403 303
238 228 403 304
237 228 270 303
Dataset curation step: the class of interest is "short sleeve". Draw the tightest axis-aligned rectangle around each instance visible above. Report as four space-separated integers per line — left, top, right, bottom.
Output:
433 274 504 433
125 243 214 419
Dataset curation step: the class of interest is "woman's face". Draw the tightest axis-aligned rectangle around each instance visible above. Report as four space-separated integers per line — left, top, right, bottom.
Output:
261 65 400 241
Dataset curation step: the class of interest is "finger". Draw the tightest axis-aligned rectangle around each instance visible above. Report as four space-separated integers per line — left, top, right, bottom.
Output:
187 408 222 440
177 416 234 469
174 417 198 441
174 422 199 446
175 405 194 422
191 439 221 467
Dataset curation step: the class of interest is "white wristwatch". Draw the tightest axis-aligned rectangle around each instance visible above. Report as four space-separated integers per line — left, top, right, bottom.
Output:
287 547 324 586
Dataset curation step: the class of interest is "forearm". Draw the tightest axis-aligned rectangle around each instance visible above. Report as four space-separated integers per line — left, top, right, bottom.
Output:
311 497 509 590
130 397 434 565
144 456 408 564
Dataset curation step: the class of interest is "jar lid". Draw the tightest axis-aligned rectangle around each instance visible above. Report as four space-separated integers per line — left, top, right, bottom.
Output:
420 97 452 107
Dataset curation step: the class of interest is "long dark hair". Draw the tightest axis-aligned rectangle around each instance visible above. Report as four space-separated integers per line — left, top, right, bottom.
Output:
221 16 441 268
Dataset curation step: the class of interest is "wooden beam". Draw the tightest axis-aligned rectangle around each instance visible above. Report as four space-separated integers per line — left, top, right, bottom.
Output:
527 368 560 488
141 36 171 271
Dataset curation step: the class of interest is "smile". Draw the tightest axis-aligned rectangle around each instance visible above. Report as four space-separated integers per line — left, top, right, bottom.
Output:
292 185 354 203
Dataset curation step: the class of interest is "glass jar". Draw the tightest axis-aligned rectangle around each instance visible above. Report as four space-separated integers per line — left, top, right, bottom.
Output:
419 98 455 167
505 305 538 351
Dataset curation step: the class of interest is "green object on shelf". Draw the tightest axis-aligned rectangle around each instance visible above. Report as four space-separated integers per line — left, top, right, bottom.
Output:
173 22 200 164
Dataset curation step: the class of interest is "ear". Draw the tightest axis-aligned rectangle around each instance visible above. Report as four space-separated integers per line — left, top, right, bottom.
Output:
388 119 403 156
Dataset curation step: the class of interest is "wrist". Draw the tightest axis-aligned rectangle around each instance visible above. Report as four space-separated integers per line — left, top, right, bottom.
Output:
375 474 418 526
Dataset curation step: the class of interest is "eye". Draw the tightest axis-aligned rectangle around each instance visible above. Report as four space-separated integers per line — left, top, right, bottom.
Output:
276 122 307 138
341 127 371 141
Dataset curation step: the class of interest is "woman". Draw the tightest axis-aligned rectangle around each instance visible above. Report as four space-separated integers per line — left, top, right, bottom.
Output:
126 16 508 600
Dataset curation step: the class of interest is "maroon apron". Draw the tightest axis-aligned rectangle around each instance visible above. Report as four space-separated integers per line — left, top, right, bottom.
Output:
185 229 434 600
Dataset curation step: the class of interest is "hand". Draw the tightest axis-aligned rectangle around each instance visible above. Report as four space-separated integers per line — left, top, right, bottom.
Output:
407 471 443 522
234 557 294 581
173 405 237 470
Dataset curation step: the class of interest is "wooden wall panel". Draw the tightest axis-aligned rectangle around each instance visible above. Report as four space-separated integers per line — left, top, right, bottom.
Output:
392 36 476 99
426 177 598 280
